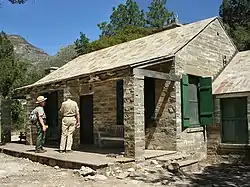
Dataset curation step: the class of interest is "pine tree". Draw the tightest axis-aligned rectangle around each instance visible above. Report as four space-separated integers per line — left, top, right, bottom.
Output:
98 0 146 36
74 32 90 56
0 31 26 97
220 0 250 50
146 0 173 28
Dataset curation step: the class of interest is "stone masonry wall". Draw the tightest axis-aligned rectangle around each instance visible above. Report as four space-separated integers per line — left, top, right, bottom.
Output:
25 93 37 145
175 19 237 159
77 80 117 146
145 79 176 150
144 61 177 151
207 98 221 155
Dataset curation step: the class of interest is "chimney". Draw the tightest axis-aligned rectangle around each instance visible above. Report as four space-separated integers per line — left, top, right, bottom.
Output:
45 67 59 75
162 13 182 30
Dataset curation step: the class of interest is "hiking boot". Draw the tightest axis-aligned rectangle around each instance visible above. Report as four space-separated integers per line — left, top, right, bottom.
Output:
41 148 47 152
35 149 46 153
65 150 73 153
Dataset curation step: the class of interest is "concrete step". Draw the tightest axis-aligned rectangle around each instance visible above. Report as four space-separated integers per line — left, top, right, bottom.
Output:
157 153 188 162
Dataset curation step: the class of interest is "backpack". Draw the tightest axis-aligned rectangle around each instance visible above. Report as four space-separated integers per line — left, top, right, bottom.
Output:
29 108 38 123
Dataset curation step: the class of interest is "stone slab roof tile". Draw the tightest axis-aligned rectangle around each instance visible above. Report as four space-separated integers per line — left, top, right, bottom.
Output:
213 50 250 94
21 17 217 89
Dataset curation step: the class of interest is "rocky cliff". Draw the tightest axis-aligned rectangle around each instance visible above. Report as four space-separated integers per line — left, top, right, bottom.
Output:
8 34 50 63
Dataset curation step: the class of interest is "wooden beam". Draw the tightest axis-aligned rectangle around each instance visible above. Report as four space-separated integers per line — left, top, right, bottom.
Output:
133 68 180 81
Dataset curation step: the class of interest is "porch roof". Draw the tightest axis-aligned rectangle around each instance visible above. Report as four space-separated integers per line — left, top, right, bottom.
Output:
18 17 217 90
213 50 250 95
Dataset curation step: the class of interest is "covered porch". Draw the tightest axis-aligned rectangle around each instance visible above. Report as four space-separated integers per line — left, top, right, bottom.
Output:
13 57 180 159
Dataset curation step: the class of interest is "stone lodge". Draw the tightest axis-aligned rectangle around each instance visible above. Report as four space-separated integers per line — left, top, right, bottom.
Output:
11 17 237 160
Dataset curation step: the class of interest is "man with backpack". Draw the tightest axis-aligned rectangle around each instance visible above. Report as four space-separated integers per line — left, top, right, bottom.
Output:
30 96 48 153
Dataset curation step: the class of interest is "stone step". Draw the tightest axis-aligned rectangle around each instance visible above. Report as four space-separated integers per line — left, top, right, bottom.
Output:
178 159 199 167
144 150 177 160
178 159 200 172
157 153 188 162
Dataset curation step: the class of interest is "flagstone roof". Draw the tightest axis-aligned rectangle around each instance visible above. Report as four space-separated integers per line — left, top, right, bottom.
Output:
20 17 218 89
213 50 250 95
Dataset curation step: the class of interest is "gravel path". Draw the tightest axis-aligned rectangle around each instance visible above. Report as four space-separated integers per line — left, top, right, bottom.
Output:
1 153 250 187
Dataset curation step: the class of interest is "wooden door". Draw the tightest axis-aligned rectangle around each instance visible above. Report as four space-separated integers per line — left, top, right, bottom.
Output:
221 97 248 144
80 95 94 145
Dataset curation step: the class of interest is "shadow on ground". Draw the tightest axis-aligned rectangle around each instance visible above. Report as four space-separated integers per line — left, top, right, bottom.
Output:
190 163 250 187
129 163 250 186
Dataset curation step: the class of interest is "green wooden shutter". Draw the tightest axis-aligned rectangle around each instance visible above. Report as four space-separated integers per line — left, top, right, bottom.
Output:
199 77 213 125
181 74 190 127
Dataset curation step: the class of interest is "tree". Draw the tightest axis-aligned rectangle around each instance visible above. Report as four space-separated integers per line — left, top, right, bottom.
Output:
88 26 155 52
8 0 27 3
146 0 173 28
220 0 250 50
98 0 146 36
0 31 27 97
74 32 90 56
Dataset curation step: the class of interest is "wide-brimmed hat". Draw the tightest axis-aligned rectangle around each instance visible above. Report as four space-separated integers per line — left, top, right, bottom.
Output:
36 96 47 103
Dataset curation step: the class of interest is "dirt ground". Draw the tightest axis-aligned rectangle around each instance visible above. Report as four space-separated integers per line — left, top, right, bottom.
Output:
1 153 250 187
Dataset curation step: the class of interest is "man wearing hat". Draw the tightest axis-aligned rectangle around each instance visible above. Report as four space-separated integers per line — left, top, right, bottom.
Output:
59 89 80 153
35 96 47 153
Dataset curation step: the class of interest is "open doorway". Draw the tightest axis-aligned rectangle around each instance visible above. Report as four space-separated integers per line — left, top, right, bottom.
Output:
80 95 94 145
44 91 60 146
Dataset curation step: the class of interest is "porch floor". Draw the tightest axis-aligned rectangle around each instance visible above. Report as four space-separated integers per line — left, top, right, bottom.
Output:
0 143 176 169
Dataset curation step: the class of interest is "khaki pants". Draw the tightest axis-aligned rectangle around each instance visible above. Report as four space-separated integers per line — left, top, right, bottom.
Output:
60 117 76 151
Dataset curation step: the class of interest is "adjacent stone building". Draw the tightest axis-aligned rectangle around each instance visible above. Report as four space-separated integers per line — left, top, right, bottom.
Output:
14 17 237 160
210 50 250 155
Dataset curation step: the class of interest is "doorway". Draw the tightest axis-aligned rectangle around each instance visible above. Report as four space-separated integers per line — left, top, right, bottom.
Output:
80 95 94 145
221 97 248 144
44 91 60 146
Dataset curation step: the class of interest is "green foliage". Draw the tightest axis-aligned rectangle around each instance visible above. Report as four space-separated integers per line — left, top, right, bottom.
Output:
146 0 173 27
75 0 173 56
11 99 25 131
8 0 27 4
88 26 155 52
220 0 250 51
0 31 28 97
0 31 29 131
98 0 146 36
74 32 90 56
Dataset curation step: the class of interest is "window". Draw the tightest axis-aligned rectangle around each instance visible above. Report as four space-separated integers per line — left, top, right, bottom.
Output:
144 77 156 128
181 74 213 128
116 80 124 125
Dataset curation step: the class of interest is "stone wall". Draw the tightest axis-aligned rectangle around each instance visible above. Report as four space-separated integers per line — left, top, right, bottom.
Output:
174 19 237 159
144 61 177 151
207 98 221 155
25 93 37 145
24 78 119 149
73 80 117 148
145 79 176 150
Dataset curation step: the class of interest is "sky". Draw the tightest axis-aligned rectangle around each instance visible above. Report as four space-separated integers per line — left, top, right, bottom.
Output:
0 0 223 55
